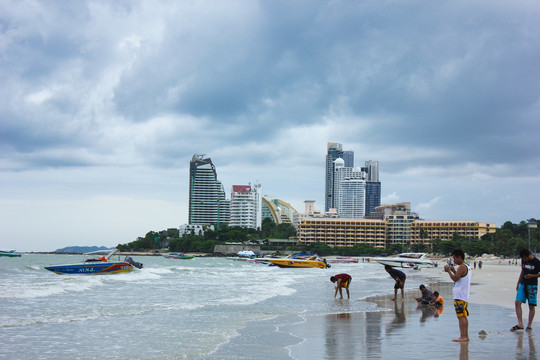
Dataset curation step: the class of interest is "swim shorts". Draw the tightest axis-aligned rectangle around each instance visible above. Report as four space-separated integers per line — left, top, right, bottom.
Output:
516 284 538 306
453 300 469 317
340 279 351 288
394 277 405 289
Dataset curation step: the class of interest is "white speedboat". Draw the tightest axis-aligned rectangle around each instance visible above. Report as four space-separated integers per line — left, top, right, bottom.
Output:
372 253 436 268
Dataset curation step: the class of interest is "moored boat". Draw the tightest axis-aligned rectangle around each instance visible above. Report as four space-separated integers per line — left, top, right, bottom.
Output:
163 252 195 260
44 249 143 275
327 257 358 264
0 250 22 257
372 252 436 268
267 255 330 269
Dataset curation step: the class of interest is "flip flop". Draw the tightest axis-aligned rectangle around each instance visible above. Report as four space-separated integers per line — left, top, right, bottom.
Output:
526 327 532 331
511 325 524 331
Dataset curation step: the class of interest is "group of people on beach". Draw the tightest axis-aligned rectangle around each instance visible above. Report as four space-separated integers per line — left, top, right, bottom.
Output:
330 248 540 343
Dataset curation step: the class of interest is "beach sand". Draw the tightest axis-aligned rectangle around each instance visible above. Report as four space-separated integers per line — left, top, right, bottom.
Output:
205 260 539 359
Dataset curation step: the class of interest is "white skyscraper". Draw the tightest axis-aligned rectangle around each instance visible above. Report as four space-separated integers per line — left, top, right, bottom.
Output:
333 158 366 217
338 178 366 219
229 183 262 229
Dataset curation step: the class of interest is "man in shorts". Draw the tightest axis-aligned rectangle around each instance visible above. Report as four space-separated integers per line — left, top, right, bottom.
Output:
444 249 471 342
512 248 540 331
385 265 406 302
330 273 352 299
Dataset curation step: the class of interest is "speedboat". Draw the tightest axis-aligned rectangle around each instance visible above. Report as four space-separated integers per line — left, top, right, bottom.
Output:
267 255 330 269
0 250 21 257
163 252 195 260
327 257 358 264
44 249 143 275
226 250 261 263
372 252 436 268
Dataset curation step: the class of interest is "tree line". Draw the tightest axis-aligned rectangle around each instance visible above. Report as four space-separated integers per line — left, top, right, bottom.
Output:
117 218 539 257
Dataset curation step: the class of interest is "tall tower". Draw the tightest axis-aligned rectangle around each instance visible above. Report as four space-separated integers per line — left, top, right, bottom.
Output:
230 183 262 229
325 142 354 212
189 154 230 226
337 178 366 219
333 159 366 212
364 160 381 216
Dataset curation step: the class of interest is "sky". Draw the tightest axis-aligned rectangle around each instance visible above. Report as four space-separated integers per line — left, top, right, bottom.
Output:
1 0 539 252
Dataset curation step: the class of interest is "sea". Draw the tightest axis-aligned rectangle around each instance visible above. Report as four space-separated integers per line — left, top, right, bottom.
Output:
0 254 416 359
1 255 530 359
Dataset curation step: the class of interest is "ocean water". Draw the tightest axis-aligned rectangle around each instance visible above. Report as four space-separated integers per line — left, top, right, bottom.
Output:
0 255 417 359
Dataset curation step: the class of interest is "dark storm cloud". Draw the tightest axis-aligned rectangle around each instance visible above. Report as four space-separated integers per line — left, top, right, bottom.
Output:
1 0 539 174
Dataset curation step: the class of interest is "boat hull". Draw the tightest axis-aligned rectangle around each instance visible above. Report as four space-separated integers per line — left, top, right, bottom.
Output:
163 255 194 259
0 252 21 257
267 259 329 269
327 259 358 264
44 262 133 275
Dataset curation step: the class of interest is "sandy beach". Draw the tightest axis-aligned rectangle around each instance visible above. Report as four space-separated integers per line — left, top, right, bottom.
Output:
202 259 540 360
423 260 539 322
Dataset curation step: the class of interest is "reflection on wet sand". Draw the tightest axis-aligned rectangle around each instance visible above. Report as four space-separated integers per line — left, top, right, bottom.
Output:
385 301 406 335
516 331 537 360
459 342 469 360
324 300 356 360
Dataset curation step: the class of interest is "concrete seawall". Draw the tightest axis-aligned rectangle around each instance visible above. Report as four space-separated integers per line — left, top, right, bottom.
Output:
213 244 261 254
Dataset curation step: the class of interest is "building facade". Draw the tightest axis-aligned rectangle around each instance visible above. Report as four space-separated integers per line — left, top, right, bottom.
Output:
298 218 387 248
337 178 366 219
188 154 230 226
262 196 298 225
410 221 497 243
297 215 497 249
365 181 381 217
229 184 262 229
325 142 354 212
179 224 214 237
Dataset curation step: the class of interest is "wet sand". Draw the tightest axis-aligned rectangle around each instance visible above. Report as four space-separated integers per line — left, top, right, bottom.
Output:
207 260 540 359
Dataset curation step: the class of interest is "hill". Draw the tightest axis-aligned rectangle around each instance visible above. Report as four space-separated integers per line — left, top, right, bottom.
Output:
54 246 114 253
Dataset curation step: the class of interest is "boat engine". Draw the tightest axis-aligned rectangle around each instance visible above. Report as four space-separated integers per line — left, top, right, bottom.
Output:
125 256 144 269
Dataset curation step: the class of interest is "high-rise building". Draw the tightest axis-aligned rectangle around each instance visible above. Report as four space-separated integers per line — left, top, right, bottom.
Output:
337 178 366 219
363 160 381 216
364 160 379 182
365 181 381 217
333 159 366 213
325 142 354 211
230 184 262 229
188 154 230 227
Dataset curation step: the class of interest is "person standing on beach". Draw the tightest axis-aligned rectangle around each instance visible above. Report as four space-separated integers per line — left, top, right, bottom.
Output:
330 273 352 299
512 248 540 331
385 265 406 302
444 249 471 343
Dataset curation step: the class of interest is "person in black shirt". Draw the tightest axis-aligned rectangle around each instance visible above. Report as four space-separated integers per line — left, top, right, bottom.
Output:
385 265 407 302
512 249 540 331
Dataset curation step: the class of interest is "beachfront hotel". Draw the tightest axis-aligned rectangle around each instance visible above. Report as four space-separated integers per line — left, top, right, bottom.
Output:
188 154 230 226
298 218 387 248
297 202 497 248
229 184 262 229
410 221 496 243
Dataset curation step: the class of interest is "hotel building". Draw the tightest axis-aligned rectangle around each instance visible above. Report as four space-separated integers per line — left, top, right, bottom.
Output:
188 154 230 226
229 184 262 229
410 221 496 243
297 202 496 248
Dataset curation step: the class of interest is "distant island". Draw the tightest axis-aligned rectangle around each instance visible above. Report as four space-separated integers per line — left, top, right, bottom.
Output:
54 246 114 253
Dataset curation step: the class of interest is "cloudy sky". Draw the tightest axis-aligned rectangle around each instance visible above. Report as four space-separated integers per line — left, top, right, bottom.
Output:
1 0 539 251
